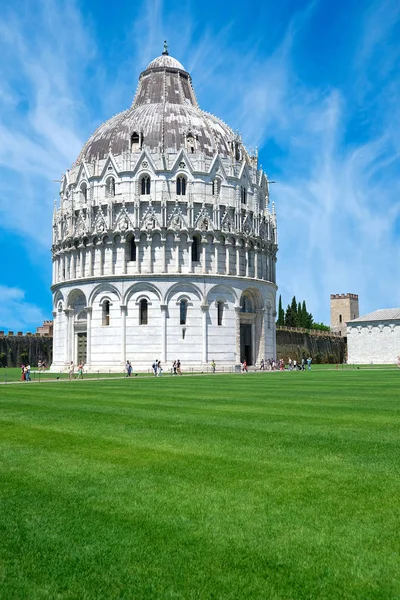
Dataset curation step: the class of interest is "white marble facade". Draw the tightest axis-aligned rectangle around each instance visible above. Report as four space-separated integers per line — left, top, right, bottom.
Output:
50 49 278 372
347 309 400 365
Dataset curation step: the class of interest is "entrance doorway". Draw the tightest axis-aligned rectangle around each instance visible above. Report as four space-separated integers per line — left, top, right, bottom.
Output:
77 332 87 364
240 324 252 365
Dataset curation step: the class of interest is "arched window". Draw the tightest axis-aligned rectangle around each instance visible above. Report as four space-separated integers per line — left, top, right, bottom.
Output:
141 176 151 195
177 176 186 196
241 186 247 204
192 235 200 262
106 177 115 198
139 299 148 325
102 300 110 326
130 238 136 261
339 314 342 323
131 132 142 152
186 133 195 153
80 183 87 202
217 301 224 326
180 299 188 325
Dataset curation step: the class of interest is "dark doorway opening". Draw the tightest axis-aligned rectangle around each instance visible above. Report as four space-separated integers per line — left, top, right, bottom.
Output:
77 332 87 364
240 324 252 365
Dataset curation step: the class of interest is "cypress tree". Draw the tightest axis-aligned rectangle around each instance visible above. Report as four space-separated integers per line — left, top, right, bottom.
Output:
277 295 285 326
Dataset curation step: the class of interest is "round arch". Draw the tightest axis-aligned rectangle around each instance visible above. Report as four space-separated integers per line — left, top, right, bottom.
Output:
88 283 121 307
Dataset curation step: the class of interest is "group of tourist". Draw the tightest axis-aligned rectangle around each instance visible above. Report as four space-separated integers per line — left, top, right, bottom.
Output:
20 364 31 381
69 361 84 380
240 357 313 372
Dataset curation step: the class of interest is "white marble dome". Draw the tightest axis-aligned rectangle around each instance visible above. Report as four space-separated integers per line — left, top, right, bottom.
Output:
50 47 278 372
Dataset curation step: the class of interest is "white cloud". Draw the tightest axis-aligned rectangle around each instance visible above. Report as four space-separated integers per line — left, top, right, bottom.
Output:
0 286 47 332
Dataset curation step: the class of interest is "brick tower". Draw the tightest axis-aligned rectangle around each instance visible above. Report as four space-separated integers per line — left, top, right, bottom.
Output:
330 294 359 335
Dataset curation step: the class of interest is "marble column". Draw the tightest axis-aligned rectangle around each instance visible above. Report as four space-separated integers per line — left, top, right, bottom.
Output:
88 247 94 277
175 236 180 273
160 304 167 363
254 249 259 278
86 307 92 367
52 310 57 362
234 306 241 365
109 241 114 275
80 248 85 278
188 240 193 273
145 236 151 273
201 303 209 364
225 244 230 275
161 237 167 273
135 238 140 274
201 240 207 275
236 245 240 276
122 241 127 275
120 305 127 365
214 241 219 274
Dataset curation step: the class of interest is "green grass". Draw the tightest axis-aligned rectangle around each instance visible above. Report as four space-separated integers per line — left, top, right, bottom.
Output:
0 371 399 599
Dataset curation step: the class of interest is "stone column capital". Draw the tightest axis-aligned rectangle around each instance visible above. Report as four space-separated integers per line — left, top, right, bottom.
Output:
160 304 168 311
120 304 127 312
201 303 209 313
85 306 93 314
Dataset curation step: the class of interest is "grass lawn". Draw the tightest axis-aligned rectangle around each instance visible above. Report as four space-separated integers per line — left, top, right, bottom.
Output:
0 370 399 599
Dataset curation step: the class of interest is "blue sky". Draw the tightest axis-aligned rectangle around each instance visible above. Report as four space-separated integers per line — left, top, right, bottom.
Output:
0 0 400 331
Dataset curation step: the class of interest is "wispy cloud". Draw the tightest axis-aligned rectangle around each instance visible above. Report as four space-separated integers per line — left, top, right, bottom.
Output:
0 0 96 245
0 286 47 331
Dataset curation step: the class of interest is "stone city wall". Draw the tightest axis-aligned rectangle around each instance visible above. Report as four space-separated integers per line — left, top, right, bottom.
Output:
0 334 52 368
276 328 346 364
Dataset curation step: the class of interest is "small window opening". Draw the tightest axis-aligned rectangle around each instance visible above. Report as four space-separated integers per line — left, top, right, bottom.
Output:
217 301 224 326
186 133 195 154
140 299 148 325
241 186 247 204
130 238 136 261
339 314 342 323
192 236 200 262
80 183 87 202
177 176 186 196
131 132 141 152
102 300 110 326
180 299 187 325
235 142 241 161
141 176 150 195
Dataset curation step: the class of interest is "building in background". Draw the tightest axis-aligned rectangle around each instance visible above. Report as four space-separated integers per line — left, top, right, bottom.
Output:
50 46 278 372
347 309 400 364
330 293 359 336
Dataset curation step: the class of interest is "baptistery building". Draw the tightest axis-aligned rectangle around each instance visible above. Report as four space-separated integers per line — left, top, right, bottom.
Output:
50 46 278 371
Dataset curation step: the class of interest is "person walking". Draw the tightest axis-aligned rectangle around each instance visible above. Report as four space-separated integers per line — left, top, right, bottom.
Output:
176 359 182 375
26 365 31 382
78 362 84 379
211 359 216 373
69 361 74 381
307 357 312 370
